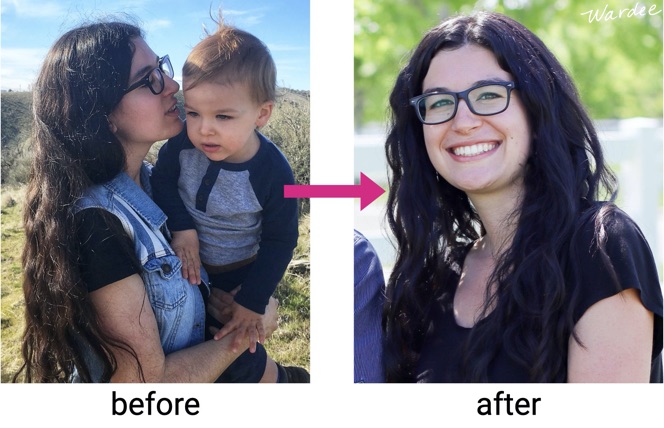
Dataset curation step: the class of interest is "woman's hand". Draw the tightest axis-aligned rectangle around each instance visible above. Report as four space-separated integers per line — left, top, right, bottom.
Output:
207 287 279 352
207 287 238 325
262 296 279 339
216 303 265 353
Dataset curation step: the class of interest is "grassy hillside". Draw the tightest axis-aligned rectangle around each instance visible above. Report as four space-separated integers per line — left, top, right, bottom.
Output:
1 91 32 149
1 92 33 184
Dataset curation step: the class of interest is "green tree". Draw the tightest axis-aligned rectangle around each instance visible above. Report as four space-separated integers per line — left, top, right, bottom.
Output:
355 0 663 127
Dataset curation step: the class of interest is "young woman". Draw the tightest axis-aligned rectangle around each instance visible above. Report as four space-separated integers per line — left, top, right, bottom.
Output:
16 20 277 382
383 11 663 382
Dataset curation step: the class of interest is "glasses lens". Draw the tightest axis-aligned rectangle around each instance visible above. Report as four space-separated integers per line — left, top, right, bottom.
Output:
467 84 509 115
148 68 165 94
160 56 174 78
417 93 456 124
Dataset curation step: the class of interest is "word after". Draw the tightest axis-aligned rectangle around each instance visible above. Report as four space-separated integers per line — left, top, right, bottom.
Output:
477 391 541 416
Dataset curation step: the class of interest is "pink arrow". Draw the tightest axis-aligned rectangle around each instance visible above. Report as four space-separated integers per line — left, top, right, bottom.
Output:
284 173 385 210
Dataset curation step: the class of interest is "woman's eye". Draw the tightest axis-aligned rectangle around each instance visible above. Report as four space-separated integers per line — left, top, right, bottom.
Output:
476 92 502 101
429 98 454 110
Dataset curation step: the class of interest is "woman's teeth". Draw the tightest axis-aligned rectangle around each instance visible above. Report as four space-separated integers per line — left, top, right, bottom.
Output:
452 143 496 157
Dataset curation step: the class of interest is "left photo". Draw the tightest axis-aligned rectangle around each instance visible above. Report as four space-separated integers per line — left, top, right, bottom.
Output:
1 0 310 383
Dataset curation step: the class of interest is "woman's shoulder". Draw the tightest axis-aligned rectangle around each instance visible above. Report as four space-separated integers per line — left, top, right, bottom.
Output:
572 201 662 321
75 207 140 293
576 202 651 256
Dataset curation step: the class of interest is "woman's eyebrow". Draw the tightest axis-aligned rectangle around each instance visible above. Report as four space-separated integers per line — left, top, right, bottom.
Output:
422 78 509 94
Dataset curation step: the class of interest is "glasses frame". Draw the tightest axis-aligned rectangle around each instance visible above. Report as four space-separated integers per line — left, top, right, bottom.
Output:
409 81 517 125
123 55 173 95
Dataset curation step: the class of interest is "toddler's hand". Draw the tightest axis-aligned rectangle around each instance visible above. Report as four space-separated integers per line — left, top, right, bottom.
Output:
171 229 201 285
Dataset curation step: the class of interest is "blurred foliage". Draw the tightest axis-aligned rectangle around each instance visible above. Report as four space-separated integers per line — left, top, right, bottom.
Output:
355 0 663 127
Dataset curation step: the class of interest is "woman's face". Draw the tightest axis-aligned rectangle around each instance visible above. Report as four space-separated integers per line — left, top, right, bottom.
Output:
421 44 531 198
108 37 183 150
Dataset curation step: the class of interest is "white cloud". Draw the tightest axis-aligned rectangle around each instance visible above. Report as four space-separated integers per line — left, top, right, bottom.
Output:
143 18 171 33
1 0 65 18
223 8 268 27
1 47 48 90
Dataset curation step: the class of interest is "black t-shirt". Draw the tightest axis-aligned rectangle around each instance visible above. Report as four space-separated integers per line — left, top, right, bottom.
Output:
76 208 140 292
415 205 664 382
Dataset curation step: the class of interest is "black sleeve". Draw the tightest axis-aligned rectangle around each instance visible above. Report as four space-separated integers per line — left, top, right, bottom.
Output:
76 208 141 292
234 146 299 313
575 205 663 362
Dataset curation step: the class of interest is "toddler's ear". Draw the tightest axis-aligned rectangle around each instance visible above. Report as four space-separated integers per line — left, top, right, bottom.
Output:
255 101 273 128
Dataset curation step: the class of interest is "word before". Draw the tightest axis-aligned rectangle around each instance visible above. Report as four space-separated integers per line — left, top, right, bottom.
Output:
112 390 200 416
477 391 541 416
581 2 662 23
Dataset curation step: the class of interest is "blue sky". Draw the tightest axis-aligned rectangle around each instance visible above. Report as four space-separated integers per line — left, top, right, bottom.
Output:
0 0 310 91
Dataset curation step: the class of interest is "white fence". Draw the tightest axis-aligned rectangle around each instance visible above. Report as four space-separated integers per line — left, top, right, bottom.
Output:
354 118 664 281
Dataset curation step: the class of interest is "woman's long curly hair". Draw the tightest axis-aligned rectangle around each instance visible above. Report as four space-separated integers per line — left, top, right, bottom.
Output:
15 21 143 382
384 11 618 382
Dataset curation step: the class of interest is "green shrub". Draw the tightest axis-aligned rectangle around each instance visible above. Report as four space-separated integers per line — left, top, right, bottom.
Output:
262 89 311 216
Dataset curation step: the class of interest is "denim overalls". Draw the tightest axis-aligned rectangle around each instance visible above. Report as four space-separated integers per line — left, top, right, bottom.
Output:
72 162 206 382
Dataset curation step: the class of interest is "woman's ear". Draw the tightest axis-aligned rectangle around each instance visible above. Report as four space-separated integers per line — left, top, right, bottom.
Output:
255 101 274 128
107 116 118 134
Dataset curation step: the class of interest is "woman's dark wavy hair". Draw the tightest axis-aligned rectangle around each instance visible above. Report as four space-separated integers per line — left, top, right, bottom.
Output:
15 21 144 382
384 11 618 382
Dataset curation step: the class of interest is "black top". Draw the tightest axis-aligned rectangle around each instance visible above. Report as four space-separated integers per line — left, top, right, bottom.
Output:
76 208 140 292
415 205 664 382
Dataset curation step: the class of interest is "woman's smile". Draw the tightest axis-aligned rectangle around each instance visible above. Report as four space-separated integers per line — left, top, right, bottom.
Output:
448 141 500 159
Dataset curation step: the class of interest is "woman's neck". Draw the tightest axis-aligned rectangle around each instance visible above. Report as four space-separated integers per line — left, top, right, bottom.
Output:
467 184 523 257
123 144 150 187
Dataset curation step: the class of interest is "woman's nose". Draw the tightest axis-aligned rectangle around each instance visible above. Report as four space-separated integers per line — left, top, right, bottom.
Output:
162 74 180 95
450 99 482 133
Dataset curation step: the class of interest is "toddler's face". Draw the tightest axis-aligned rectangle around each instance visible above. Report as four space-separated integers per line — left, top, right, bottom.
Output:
183 81 272 163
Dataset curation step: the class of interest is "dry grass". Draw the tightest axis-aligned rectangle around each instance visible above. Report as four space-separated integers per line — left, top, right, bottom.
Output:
1 185 27 382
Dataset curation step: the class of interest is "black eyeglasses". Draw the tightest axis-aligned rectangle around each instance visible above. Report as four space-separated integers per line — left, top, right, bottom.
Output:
409 81 516 125
123 55 174 95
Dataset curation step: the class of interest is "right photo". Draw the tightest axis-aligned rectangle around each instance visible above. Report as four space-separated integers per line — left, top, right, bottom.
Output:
354 0 663 383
